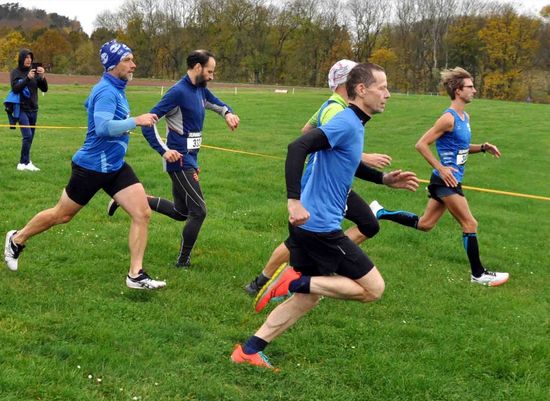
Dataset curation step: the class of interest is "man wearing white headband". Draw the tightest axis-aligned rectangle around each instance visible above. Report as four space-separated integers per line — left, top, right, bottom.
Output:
4 40 167 291
244 59 418 296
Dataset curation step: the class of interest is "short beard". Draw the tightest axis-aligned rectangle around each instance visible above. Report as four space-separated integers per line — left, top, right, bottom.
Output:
196 75 208 87
126 73 133 82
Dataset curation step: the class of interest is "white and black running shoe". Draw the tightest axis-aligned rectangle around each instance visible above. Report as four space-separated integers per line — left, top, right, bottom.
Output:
107 199 119 216
126 269 166 290
4 230 24 271
471 270 509 287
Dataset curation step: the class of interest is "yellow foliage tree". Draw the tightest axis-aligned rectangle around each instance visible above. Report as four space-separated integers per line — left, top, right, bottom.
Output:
0 31 27 72
32 29 72 71
478 10 540 99
368 47 398 87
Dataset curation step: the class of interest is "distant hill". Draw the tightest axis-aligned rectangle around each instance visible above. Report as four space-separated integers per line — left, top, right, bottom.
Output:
0 2 81 31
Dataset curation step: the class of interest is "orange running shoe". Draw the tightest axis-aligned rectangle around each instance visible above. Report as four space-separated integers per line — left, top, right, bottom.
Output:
254 264 301 313
231 344 276 369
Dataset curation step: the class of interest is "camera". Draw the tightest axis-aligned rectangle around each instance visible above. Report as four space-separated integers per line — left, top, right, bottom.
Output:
31 62 43 70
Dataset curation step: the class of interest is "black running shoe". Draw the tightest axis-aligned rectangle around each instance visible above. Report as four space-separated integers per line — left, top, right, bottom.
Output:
244 274 270 296
175 255 191 269
107 199 119 216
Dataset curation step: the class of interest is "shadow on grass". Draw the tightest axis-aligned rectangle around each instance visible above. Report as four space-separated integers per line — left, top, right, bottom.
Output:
123 290 159 302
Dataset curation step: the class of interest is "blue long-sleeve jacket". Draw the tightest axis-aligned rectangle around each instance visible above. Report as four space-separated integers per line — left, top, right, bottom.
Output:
4 90 22 126
141 74 232 171
72 73 136 173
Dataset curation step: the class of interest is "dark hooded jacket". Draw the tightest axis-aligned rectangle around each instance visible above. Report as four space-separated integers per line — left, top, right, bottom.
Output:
10 49 48 112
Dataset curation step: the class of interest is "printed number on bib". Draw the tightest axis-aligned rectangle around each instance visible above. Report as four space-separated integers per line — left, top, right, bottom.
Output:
456 149 469 165
187 134 202 150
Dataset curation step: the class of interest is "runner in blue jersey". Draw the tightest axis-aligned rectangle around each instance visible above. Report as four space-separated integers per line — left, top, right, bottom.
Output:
244 60 418 296
370 67 509 287
107 50 239 268
4 40 166 290
232 63 415 369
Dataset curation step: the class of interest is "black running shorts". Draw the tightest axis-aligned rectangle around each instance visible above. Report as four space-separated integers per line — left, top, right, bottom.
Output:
427 172 464 203
286 223 374 280
65 162 140 206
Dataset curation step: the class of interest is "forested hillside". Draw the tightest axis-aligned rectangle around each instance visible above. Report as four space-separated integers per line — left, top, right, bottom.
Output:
1 0 550 102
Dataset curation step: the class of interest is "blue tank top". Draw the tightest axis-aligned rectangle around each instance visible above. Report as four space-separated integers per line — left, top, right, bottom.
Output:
433 108 471 182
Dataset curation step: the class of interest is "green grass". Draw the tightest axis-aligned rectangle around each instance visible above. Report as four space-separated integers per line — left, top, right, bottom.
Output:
0 84 549 401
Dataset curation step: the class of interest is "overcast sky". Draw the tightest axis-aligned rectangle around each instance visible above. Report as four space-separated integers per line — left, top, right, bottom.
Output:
4 0 550 35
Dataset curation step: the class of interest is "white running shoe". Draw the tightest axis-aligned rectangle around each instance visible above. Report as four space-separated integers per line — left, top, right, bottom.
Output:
4 230 24 271
369 200 384 218
16 163 27 171
126 270 167 290
26 162 40 171
471 270 509 287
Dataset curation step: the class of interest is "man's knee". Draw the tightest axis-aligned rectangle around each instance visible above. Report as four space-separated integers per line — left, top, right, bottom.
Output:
359 278 385 303
461 218 477 233
417 218 434 232
131 204 151 223
190 206 207 222
358 220 380 239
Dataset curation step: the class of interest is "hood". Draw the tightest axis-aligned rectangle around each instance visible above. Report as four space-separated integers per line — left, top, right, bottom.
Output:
18 49 33 71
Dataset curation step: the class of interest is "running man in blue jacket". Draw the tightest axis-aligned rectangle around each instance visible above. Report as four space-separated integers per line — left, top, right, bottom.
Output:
109 50 239 268
4 40 166 290
232 63 407 369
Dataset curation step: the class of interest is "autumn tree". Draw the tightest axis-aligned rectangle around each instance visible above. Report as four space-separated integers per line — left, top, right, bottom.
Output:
32 29 72 72
0 30 27 71
478 7 540 100
346 0 391 62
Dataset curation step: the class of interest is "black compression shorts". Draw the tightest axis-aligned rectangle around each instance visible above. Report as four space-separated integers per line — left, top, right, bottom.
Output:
286 223 374 280
65 162 140 206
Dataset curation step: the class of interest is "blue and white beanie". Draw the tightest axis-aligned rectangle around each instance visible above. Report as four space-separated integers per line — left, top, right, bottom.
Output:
100 40 132 72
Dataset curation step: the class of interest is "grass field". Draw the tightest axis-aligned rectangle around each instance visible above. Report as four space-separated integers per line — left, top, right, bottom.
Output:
0 83 549 401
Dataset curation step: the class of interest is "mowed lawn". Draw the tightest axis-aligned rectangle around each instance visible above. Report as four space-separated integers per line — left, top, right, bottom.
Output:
0 84 549 401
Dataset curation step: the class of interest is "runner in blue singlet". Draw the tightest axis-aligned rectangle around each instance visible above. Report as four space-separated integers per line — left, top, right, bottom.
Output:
370 67 509 287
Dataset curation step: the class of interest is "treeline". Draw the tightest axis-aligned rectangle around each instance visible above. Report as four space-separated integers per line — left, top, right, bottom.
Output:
0 3 80 32
1 0 550 102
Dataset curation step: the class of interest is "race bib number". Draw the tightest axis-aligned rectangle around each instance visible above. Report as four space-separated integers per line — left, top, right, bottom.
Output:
187 132 202 150
456 149 469 165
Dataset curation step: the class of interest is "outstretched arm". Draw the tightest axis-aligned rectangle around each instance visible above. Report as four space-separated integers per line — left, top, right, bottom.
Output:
93 90 157 137
381 170 419 192
205 90 239 131
361 153 392 169
471 142 501 158
354 163 419 192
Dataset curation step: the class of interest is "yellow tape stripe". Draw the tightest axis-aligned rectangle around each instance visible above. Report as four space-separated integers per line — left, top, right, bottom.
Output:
201 144 283 160
0 124 87 129
417 179 550 201
2 124 548 201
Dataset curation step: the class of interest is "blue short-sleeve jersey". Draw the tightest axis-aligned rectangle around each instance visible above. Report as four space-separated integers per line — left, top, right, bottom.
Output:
434 108 471 182
300 107 365 233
